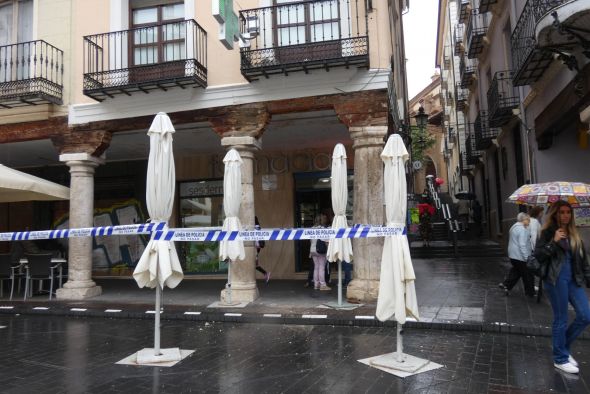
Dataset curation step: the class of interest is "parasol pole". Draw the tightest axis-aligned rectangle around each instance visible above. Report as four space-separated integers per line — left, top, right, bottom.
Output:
154 285 162 356
226 260 232 304
396 322 403 362
337 260 343 306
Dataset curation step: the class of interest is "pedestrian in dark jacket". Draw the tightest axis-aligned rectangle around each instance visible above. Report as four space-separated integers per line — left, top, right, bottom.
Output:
534 200 590 375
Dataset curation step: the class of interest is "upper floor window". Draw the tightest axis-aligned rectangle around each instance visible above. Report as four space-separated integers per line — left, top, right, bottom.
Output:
0 0 33 46
130 1 184 65
274 0 341 46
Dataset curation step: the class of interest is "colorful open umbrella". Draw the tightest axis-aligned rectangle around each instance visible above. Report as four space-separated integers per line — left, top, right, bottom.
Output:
507 181 590 207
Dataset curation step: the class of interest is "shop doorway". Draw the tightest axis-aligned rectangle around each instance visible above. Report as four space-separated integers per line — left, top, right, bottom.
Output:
294 171 353 273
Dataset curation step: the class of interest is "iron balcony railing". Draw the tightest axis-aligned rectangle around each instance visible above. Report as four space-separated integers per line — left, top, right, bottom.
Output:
239 0 368 80
466 9 489 59
474 110 500 150
83 19 207 101
455 83 469 111
479 0 498 13
458 0 471 23
487 70 519 127
0 40 63 108
460 152 474 174
511 0 567 86
466 132 482 165
459 55 477 88
454 24 464 55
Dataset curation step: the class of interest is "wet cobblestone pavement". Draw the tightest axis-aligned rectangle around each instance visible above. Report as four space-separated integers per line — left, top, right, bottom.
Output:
1 315 590 393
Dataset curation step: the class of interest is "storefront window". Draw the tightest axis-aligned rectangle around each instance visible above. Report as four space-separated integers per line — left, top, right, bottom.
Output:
178 179 226 274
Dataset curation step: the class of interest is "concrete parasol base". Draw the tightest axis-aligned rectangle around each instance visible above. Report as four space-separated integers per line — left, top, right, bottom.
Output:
359 352 442 378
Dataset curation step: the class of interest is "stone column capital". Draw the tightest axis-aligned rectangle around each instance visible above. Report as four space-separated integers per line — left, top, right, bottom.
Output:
221 136 262 160
209 103 270 138
52 129 112 157
60 152 106 166
350 126 388 150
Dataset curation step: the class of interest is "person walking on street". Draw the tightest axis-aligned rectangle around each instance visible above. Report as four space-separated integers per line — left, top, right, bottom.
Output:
254 216 270 284
499 213 535 296
534 201 590 375
457 199 470 232
309 214 331 291
529 206 544 250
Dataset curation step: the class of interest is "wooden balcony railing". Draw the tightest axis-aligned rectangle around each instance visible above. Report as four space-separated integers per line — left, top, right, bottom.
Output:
0 40 63 108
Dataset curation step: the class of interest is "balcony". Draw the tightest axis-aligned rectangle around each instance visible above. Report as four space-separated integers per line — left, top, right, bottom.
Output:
460 152 474 175
455 84 469 111
466 9 489 59
459 55 477 88
466 132 482 165
83 19 207 101
0 40 63 108
458 0 471 23
239 0 369 81
487 70 519 127
511 0 568 86
454 24 464 55
479 0 498 13
474 110 500 150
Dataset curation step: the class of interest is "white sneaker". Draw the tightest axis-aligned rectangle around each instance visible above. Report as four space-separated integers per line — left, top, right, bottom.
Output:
554 362 579 374
568 355 579 367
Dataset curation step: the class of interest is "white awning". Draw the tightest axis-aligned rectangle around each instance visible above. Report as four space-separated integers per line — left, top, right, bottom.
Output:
0 164 70 202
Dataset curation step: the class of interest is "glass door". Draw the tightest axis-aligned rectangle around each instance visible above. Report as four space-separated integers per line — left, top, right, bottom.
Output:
178 179 227 274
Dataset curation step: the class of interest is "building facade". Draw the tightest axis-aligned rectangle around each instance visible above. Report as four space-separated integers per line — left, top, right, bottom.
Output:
436 0 590 243
0 0 409 302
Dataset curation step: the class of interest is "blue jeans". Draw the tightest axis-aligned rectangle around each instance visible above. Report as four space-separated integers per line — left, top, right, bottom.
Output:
544 256 590 364
342 261 352 286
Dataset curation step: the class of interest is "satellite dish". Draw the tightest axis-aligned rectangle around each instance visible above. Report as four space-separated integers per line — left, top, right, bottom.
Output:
412 161 422 170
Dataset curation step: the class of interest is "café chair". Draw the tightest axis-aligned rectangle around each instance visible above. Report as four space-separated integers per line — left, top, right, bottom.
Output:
24 253 58 301
0 253 21 300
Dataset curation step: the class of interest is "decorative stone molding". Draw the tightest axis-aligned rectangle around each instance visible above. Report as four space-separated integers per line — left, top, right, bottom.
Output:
52 130 112 157
209 103 270 138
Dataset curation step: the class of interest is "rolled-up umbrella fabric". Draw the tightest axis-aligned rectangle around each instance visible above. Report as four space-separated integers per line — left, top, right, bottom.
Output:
376 134 419 324
327 143 353 263
133 112 183 290
219 149 245 261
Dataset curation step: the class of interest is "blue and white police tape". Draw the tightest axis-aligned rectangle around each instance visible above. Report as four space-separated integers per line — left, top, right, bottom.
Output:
0 222 166 242
0 223 406 242
151 225 407 242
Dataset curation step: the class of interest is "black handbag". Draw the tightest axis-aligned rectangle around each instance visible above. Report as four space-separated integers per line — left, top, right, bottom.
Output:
527 254 542 277
316 239 328 254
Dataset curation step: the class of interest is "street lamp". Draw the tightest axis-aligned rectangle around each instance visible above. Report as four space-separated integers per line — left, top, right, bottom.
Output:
414 106 429 129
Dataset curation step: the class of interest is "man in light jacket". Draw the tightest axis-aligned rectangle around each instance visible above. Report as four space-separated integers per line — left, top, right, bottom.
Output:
499 213 535 296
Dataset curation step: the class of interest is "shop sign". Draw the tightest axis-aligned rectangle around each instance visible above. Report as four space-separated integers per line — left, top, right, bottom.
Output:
212 0 239 49
180 180 224 198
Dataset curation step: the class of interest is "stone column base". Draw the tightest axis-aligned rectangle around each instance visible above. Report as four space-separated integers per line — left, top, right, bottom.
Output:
346 279 379 302
56 284 102 300
220 286 259 303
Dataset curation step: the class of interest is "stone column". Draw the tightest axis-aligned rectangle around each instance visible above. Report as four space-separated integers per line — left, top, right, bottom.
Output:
56 153 104 299
220 136 261 303
346 126 388 302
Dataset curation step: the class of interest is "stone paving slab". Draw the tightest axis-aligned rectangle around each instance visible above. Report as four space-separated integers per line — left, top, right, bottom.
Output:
1 256 589 339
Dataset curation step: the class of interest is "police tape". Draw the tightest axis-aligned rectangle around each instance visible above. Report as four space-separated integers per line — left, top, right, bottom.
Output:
0 223 407 242
0 222 166 242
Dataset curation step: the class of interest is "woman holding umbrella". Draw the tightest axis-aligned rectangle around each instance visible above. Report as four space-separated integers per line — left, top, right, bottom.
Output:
535 201 590 374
